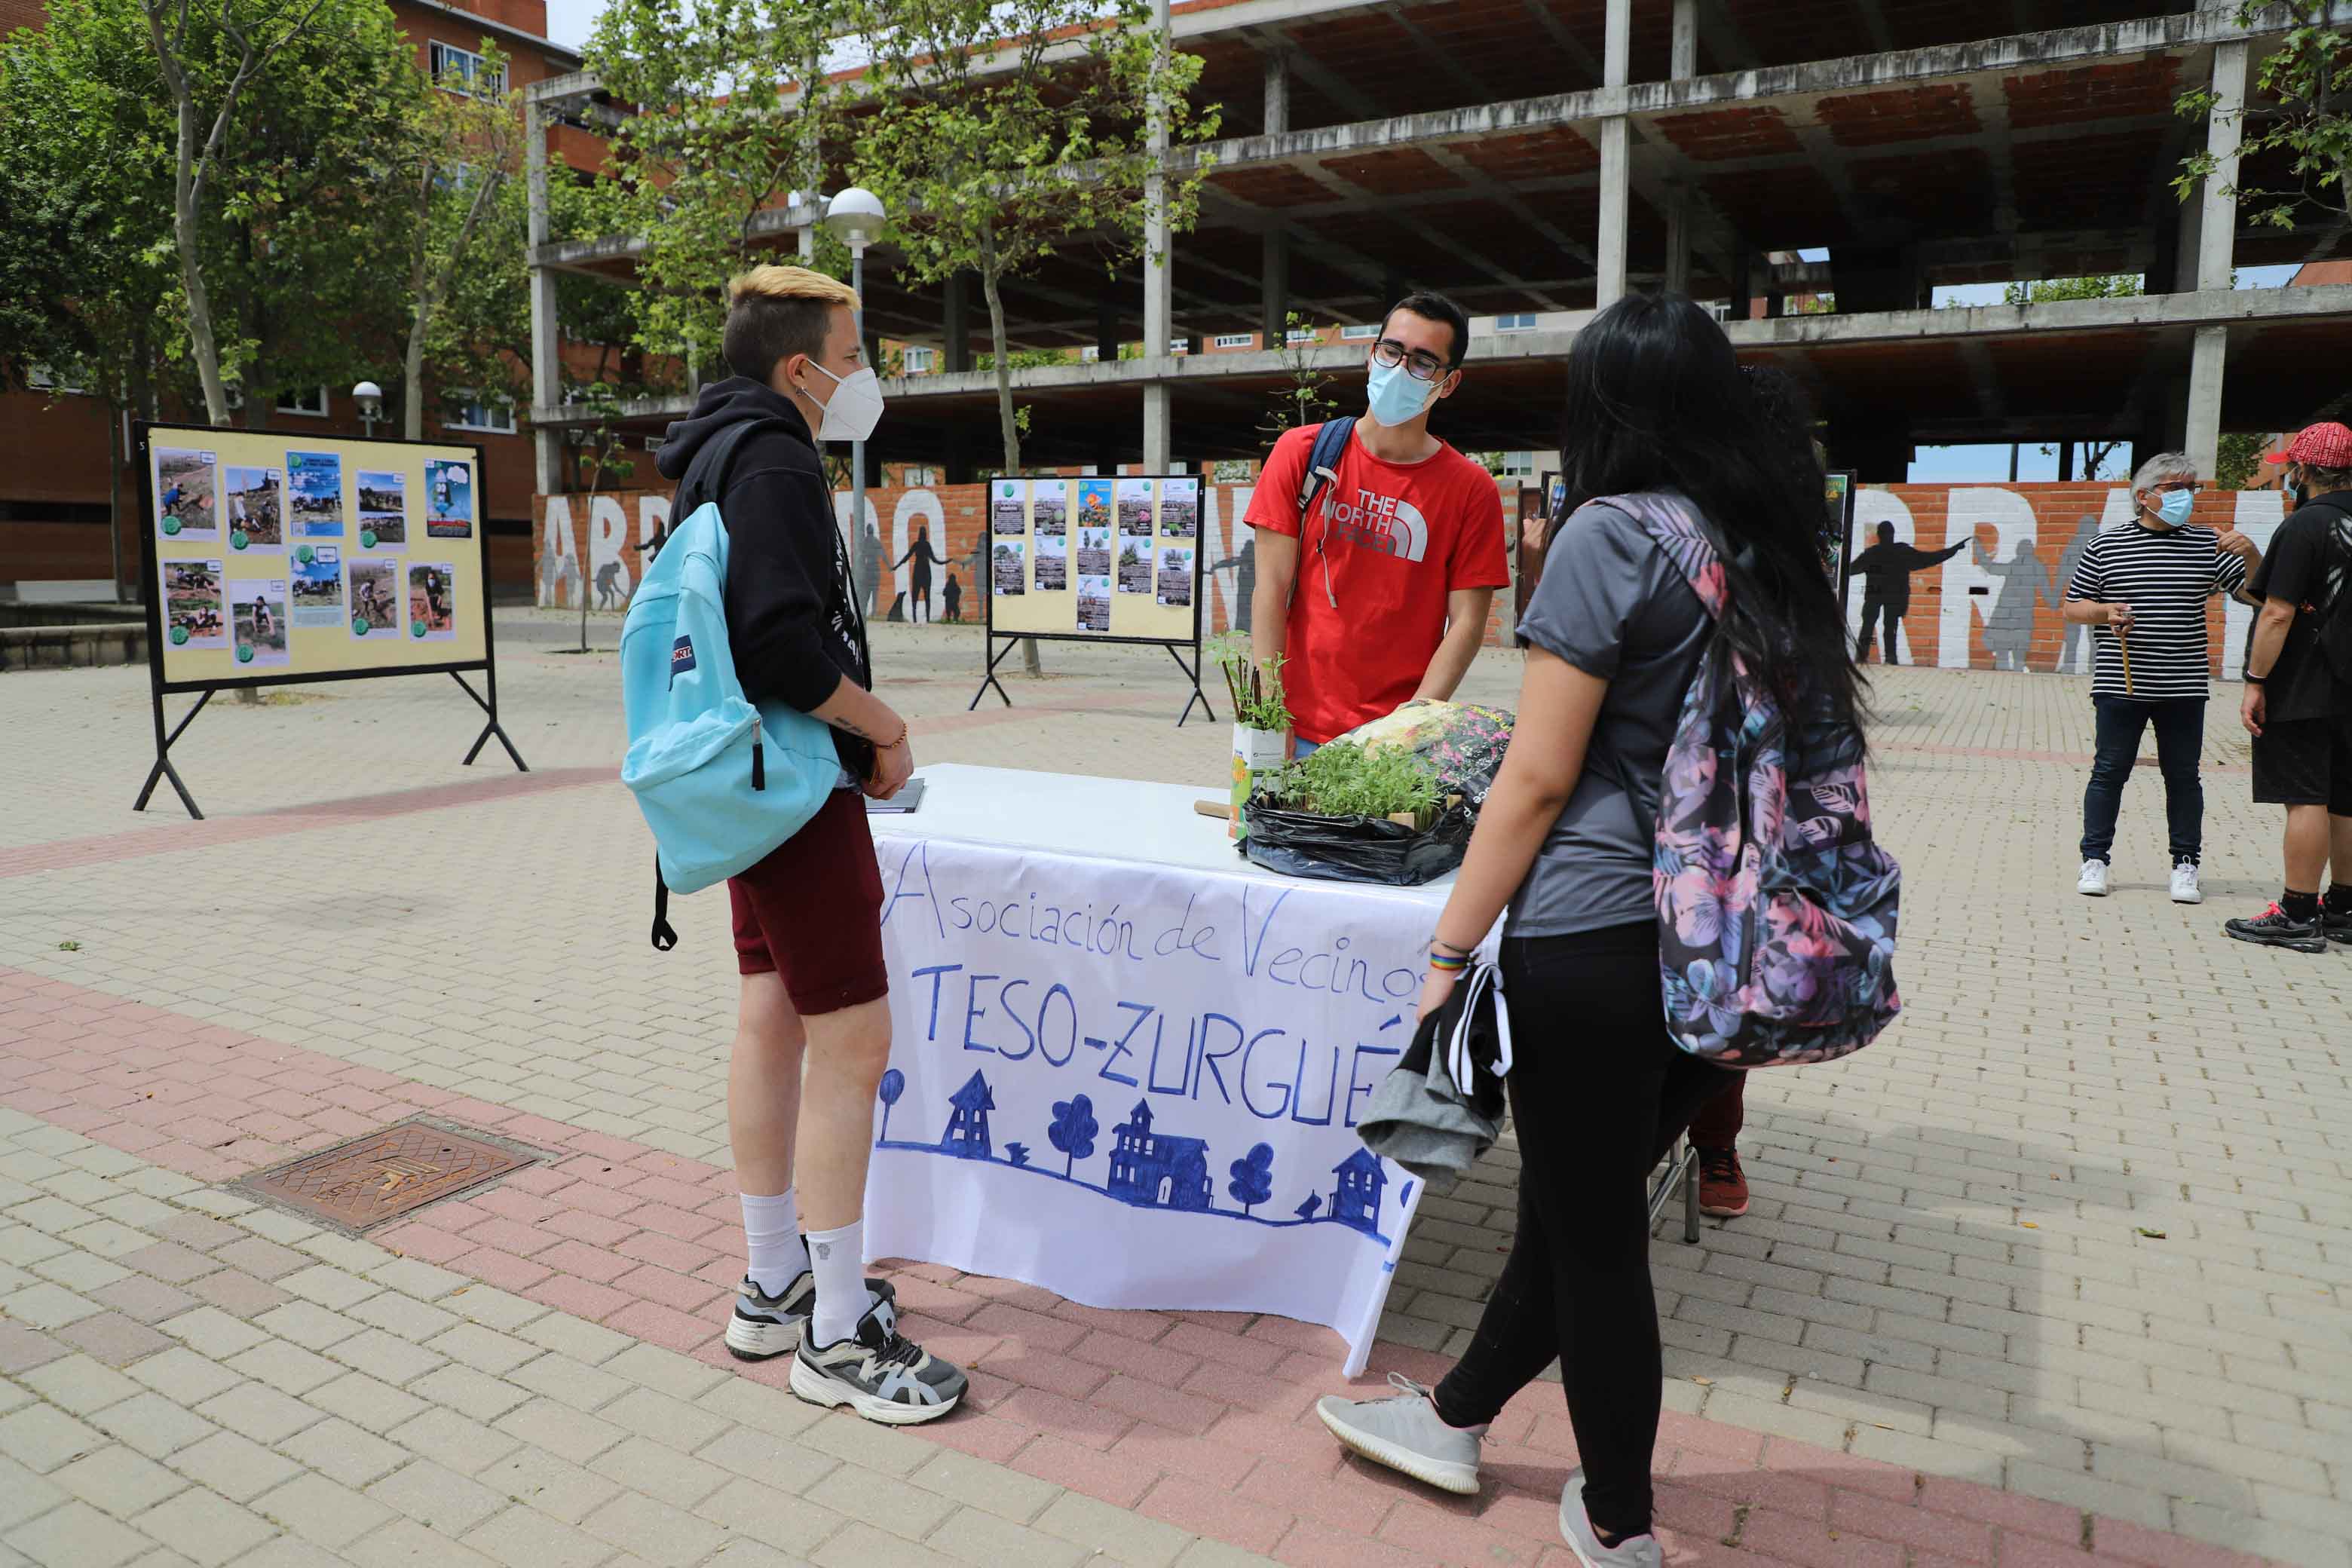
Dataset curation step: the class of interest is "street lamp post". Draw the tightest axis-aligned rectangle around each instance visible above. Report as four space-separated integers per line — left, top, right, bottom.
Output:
353 381 384 441
822 188 887 613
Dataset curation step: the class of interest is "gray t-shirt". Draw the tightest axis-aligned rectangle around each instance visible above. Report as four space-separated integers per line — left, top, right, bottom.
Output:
1506 495 1710 937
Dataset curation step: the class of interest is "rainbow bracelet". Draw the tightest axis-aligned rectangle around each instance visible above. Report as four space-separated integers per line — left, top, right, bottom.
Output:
1427 949 1469 972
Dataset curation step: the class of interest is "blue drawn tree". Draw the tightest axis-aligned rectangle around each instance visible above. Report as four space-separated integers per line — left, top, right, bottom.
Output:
1227 1143 1275 1217
1294 1194 1322 1221
1047 1094 1098 1178
1006 1143 1032 1168
877 1069 905 1144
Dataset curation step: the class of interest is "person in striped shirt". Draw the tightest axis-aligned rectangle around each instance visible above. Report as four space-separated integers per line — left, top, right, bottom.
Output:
2062 451 2264 904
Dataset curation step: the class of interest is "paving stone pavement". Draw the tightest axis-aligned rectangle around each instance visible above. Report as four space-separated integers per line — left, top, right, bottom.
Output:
2 611 2347 1567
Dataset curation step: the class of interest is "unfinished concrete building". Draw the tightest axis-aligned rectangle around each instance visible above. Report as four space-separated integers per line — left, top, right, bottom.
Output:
522 0 2352 488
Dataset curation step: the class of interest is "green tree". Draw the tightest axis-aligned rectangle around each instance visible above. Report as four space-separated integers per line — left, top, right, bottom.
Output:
2216 431 2267 492
2004 275 2142 480
1255 311 1340 451
848 0 1219 475
397 41 525 439
583 0 853 370
2175 3 2349 231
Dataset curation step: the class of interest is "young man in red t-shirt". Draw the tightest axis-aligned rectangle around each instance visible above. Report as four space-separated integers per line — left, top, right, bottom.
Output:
1246 292 1511 752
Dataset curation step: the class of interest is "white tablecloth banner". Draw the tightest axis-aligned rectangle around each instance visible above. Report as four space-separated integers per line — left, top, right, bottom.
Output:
864 831 1432 1374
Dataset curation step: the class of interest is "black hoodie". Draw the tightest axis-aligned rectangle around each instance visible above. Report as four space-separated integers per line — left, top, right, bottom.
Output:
655 378 873 779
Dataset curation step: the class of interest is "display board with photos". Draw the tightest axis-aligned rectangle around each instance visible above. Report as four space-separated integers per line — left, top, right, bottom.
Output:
134 424 519 817
983 474 1203 644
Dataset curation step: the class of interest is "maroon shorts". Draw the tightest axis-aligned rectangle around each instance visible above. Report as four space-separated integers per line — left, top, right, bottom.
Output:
727 787 888 1015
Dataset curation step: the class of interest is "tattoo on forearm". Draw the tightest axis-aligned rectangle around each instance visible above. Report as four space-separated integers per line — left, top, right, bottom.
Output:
830 717 874 740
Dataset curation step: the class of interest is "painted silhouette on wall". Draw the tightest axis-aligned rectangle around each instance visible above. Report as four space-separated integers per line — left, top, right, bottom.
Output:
2055 515 2105 675
855 522 884 619
1330 1149 1387 1233
1106 1101 1213 1212
1847 521 1963 666
942 1070 994 1159
1969 527 2055 672
1208 539 1256 633
896 523 947 624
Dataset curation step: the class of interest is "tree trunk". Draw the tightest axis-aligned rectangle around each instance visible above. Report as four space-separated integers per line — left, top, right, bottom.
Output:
170 93 231 427
578 448 602 653
978 228 1043 677
405 164 435 439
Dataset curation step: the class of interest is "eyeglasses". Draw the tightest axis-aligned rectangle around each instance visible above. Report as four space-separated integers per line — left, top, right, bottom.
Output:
1370 339 1453 382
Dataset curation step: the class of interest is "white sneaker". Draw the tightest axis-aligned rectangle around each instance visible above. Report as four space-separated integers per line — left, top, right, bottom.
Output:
1315 1374 1482 1494
2078 859 2111 896
2170 862 2203 904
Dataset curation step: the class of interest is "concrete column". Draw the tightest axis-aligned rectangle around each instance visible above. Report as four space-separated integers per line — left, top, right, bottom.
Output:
1595 0 1632 307
944 273 972 373
1261 229 1290 345
524 98 563 495
1664 0 1695 298
1141 0 1172 473
2197 41 2246 292
2185 41 2244 477
1262 51 1289 134
1670 0 1696 79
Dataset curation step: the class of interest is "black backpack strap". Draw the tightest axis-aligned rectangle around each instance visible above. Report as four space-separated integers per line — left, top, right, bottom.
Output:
651 855 678 951
1294 417 1354 521
654 418 789 561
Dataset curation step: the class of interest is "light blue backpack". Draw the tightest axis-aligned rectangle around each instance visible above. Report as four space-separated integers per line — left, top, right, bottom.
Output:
620 423 842 950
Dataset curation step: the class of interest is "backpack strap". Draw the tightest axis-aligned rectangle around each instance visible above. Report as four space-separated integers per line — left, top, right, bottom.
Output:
1294 417 1355 522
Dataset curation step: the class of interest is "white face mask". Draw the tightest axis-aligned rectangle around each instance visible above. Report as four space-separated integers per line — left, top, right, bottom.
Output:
798 359 885 443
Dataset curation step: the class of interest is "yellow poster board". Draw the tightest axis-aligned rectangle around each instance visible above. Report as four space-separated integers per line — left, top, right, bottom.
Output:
140 424 490 685
983 475 1201 643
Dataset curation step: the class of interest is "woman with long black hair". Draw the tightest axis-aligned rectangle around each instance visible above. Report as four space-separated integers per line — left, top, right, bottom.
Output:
1316 295 1866 1568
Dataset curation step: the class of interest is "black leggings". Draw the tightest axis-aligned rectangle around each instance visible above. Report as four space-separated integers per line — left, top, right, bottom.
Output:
1432 921 1738 1540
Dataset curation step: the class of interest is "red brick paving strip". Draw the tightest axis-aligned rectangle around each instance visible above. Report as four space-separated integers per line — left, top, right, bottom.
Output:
0 965 2278 1568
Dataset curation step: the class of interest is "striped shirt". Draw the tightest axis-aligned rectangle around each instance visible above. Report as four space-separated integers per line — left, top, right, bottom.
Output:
2063 522 2246 700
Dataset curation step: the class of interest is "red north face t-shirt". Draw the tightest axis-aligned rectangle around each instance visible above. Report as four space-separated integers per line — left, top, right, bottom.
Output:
1247 421 1511 743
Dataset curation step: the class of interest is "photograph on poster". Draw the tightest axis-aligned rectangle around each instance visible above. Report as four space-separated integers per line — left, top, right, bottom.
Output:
1076 478 1111 528
289 546 345 628
1159 476 1199 538
1077 526 1111 574
1157 545 1194 607
348 559 400 637
1116 536 1153 593
992 539 1027 596
1116 478 1153 536
154 448 219 540
356 470 409 550
424 459 473 539
1033 479 1067 536
229 580 291 667
408 562 456 641
991 479 1027 536
287 451 345 537
1076 574 1111 632
223 467 285 552
1033 532 1067 591
162 559 227 648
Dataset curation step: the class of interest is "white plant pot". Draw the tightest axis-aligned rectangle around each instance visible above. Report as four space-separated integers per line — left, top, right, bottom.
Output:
1229 724 1290 841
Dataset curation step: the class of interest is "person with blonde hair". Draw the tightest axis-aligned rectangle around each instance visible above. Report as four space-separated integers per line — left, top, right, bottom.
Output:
652 263 966 1423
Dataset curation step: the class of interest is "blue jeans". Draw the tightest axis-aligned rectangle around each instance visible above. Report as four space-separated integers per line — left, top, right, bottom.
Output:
2081 696 2206 865
1291 737 1321 761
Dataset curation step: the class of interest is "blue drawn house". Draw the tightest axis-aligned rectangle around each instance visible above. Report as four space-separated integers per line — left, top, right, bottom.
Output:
1329 1148 1386 1233
1104 1101 1212 1212
942 1070 994 1160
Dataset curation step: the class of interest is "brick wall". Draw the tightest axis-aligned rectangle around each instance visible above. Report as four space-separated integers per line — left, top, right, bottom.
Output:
531 479 2287 680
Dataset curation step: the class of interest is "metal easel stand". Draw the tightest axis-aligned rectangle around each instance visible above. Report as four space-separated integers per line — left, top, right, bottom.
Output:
966 632 1016 712
1167 643 1215 728
1647 1136 1702 1244
452 667 528 773
133 688 213 819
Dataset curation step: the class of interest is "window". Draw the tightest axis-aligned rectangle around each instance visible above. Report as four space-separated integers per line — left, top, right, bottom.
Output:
1495 312 1538 332
901 465 939 486
1170 337 1190 354
1704 300 1734 323
275 386 329 417
430 41 506 98
901 346 936 374
1340 323 1378 340
25 364 87 395
1212 332 1254 349
447 396 516 433
1080 345 1101 363
1496 451 1536 478
1287 327 1318 344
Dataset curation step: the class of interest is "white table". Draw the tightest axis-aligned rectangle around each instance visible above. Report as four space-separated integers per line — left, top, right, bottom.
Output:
859 763 1440 1374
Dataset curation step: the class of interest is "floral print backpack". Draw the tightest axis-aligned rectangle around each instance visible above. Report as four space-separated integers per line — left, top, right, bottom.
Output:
1606 492 1902 1067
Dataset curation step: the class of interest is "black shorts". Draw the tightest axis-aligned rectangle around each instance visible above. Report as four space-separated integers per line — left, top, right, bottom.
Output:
2250 717 2352 812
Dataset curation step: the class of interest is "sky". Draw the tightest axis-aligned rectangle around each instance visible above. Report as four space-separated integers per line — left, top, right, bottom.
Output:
544 0 601 52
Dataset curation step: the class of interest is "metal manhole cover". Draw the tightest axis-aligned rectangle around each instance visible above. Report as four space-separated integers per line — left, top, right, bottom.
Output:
233 1116 542 1233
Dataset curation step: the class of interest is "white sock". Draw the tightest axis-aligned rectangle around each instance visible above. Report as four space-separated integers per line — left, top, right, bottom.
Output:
739 1190 806 1297
806 1218 868 1347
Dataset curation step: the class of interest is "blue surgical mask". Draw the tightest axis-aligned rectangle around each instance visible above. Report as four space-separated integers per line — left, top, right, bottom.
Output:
2155 489 2193 528
1366 360 1436 427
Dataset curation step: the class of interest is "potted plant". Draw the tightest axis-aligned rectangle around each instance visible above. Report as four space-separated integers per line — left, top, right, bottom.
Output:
1209 632 1291 841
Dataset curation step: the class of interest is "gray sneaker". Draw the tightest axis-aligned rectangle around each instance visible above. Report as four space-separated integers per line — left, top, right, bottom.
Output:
789 1294 966 1426
1558 1469 1662 1568
723 1272 893 1361
1315 1374 1481 1494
